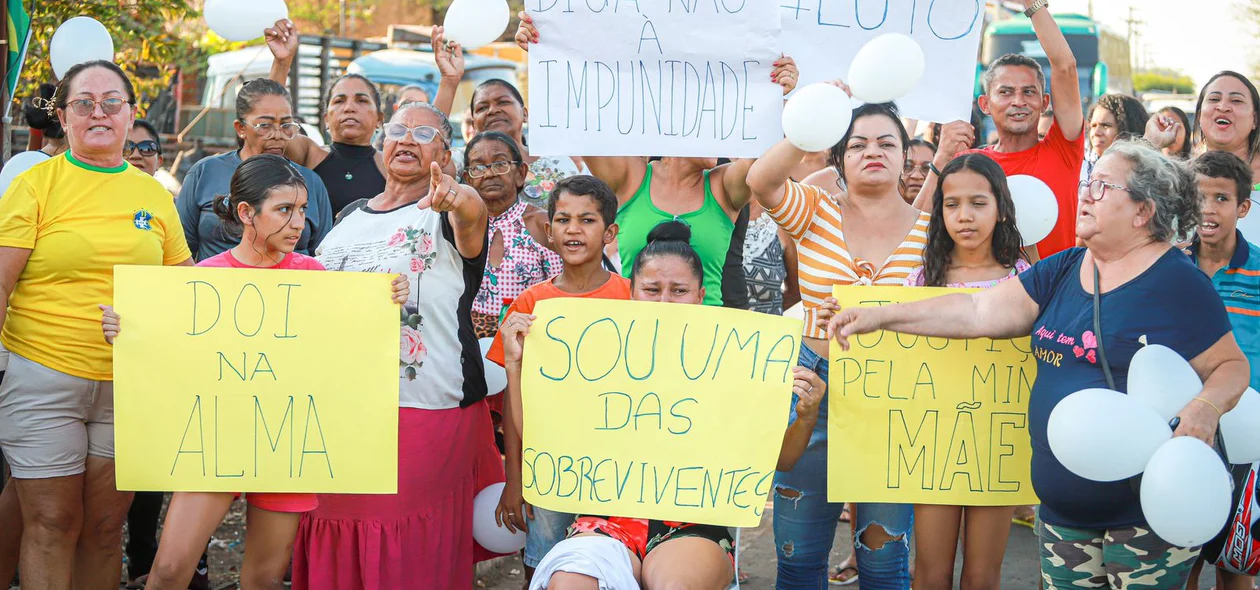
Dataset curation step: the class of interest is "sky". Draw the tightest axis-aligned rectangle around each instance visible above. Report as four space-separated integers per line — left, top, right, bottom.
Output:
1046 0 1254 86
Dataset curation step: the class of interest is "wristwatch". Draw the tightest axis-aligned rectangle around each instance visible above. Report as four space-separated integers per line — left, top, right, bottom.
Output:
1024 0 1048 17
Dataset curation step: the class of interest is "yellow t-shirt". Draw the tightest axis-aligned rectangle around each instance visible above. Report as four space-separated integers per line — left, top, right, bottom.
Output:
0 153 191 380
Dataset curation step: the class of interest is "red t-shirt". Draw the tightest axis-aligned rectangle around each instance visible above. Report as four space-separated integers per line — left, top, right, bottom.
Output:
196 250 327 271
487 273 632 367
962 119 1085 257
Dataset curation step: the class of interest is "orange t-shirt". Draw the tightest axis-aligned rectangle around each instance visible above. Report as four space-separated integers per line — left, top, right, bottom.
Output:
487 273 632 367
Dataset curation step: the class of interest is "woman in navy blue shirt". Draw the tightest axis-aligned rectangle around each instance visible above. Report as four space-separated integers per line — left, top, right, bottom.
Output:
822 140 1250 589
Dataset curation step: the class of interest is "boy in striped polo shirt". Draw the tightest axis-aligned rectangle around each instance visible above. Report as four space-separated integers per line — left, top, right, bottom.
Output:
1187 150 1260 589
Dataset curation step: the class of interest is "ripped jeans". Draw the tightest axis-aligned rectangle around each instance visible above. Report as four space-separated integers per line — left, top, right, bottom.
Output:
773 343 914 589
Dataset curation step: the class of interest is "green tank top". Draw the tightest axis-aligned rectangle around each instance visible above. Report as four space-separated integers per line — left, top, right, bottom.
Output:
616 163 734 306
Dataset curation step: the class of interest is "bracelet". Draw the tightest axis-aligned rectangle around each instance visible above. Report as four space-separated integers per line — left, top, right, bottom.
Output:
1024 0 1048 17
928 162 943 176
1191 396 1224 417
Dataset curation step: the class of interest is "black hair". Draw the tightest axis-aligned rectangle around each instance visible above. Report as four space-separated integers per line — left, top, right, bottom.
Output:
461 131 525 190
547 175 618 227
908 138 937 154
211 154 307 242
235 78 292 148
1192 150 1254 207
53 60 136 112
1088 94 1150 144
826 102 911 187
131 118 161 151
24 83 64 139
470 78 525 114
922 153 1025 287
631 220 704 288
982 54 1046 95
1160 106 1193 159
1195 71 1260 162
325 73 382 111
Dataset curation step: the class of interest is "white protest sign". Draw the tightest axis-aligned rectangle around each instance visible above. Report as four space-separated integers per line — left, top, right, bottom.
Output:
526 1 784 158
780 0 984 124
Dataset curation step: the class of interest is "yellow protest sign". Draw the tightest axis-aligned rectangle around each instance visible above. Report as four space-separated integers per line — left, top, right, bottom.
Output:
113 266 399 494
828 286 1039 506
521 299 801 527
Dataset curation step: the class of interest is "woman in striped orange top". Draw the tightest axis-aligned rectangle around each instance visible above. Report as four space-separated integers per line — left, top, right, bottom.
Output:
746 99 925 589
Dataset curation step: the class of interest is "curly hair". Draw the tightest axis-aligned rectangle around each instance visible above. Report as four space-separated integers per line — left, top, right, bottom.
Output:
921 153 1025 286
1103 140 1201 243
1088 94 1150 143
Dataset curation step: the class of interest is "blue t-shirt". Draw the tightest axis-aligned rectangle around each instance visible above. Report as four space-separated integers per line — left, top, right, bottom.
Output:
176 151 333 261
1019 247 1231 528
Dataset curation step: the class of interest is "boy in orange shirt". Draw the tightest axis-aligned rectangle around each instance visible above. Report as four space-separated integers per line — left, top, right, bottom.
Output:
486 175 627 586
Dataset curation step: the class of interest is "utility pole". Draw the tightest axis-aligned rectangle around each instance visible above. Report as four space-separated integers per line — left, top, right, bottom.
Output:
1125 5 1143 70
1088 0 1094 18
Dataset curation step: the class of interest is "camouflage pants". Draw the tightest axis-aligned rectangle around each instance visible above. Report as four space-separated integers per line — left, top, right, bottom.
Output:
1037 515 1201 589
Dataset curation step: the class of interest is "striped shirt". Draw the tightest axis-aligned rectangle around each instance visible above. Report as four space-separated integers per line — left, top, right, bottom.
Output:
1190 230 1260 389
766 180 929 339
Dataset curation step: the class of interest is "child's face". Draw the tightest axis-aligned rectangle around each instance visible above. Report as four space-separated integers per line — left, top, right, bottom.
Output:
547 192 616 267
940 169 1001 252
243 185 308 255
1196 174 1250 247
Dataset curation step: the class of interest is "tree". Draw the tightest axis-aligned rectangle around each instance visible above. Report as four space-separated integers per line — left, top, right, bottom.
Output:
288 0 377 37
1133 69 1196 94
17 0 205 116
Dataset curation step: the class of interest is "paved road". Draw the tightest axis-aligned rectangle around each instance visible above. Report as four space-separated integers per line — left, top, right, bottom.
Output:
482 503 1227 589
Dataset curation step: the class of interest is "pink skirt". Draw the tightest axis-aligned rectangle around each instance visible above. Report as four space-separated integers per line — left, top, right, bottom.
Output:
291 401 507 589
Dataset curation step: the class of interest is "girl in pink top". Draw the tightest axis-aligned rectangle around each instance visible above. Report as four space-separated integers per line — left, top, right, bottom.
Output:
101 154 408 589
902 153 1032 587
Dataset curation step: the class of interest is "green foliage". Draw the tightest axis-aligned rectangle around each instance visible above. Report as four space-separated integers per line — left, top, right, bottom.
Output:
18 0 204 115
1133 70 1196 94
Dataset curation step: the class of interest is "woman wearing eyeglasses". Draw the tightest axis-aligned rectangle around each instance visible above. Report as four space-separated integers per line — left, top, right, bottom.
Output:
176 78 333 261
462 131 562 338
292 102 499 589
0 60 192 588
821 140 1250 589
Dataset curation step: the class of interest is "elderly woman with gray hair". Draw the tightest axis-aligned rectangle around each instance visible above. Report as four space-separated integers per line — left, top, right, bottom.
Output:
819 139 1250 589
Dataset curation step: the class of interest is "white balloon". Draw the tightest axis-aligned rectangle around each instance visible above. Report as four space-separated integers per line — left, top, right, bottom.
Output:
782 83 853 152
1127 344 1203 422
1048 388 1172 481
1141 437 1232 547
0 152 50 198
443 0 511 50
848 33 926 104
49 17 114 79
472 482 527 553
1007 175 1058 246
1221 387 1260 464
1238 192 1260 248
479 338 507 395
204 0 288 43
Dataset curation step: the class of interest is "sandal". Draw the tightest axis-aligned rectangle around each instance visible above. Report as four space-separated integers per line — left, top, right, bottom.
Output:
828 565 859 586
1012 505 1036 529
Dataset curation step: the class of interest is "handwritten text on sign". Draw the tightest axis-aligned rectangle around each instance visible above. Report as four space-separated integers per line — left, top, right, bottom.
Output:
827 286 1039 506
526 1 784 157
782 0 984 124
521 299 800 527
113 266 399 494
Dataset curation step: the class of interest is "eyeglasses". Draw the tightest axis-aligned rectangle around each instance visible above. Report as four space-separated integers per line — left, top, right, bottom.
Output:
65 98 129 117
1078 179 1131 202
383 123 444 145
246 121 301 138
465 160 522 179
124 139 159 157
904 163 931 176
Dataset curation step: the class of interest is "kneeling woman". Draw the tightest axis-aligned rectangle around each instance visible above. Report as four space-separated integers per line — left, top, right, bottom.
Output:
498 221 825 589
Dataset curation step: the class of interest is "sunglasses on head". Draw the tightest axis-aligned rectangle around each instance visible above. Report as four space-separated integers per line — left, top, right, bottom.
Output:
124 140 159 157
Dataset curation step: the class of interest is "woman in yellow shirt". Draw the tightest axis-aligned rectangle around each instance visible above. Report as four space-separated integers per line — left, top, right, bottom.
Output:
0 60 191 588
